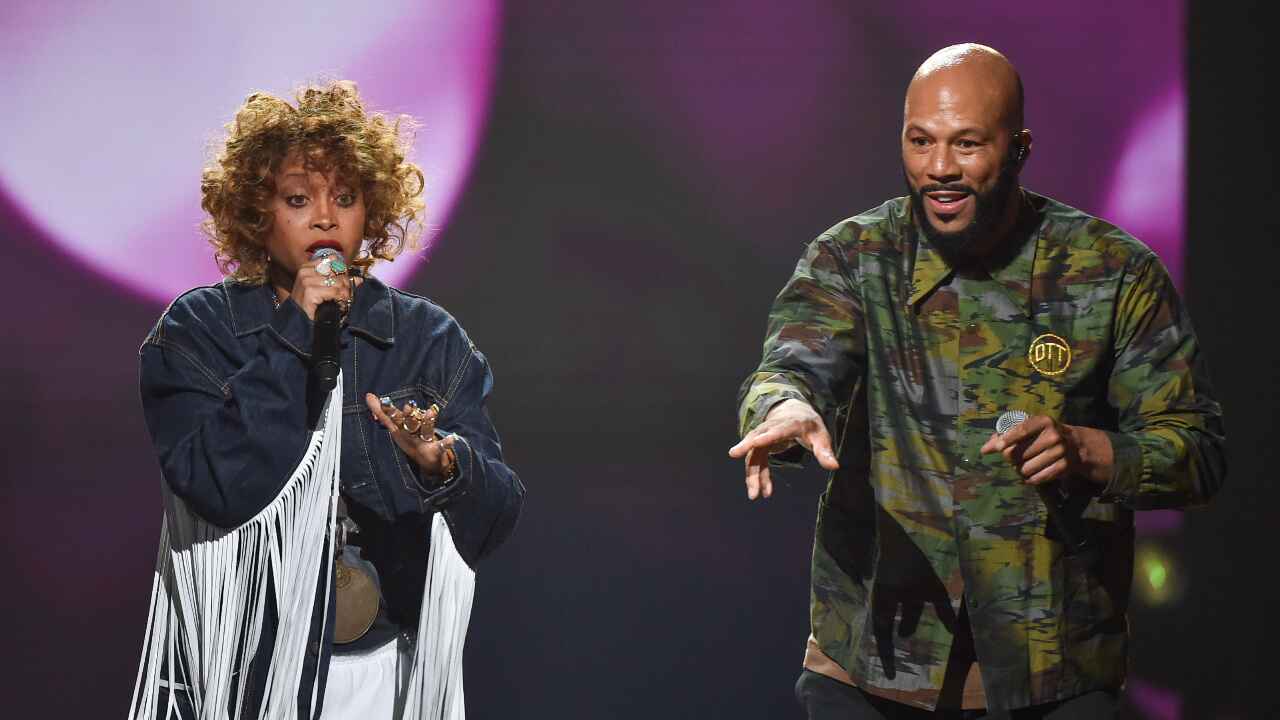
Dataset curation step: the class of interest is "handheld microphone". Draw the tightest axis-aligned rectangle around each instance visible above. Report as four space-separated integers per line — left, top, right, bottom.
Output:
310 248 342 394
994 411 1094 560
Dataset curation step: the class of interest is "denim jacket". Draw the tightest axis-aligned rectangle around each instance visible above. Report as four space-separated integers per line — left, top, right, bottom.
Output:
139 274 523 715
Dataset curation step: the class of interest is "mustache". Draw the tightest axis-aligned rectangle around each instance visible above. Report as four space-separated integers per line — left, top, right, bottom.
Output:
919 183 974 195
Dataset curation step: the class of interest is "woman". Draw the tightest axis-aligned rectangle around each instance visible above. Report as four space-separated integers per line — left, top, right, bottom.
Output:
129 81 523 719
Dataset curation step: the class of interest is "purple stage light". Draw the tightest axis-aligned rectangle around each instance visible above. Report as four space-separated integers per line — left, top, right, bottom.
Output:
1128 679 1183 720
1103 84 1186 287
0 0 499 301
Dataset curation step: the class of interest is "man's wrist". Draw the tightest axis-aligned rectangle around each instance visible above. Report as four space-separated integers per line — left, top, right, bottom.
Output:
1065 424 1115 486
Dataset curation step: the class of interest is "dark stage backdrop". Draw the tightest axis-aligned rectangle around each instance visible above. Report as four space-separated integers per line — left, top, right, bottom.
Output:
1 2 1274 718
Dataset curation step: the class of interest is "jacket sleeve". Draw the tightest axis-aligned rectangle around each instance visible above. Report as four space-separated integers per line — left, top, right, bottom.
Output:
1098 251 1227 509
737 234 867 452
418 338 525 567
139 294 318 528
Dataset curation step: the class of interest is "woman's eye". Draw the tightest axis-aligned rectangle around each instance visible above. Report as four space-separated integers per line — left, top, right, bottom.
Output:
285 195 307 208
336 193 356 207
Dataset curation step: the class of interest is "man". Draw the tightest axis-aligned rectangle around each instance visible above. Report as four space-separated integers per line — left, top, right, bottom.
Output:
729 44 1225 719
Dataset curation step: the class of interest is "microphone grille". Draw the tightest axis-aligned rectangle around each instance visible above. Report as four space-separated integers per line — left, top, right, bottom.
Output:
995 410 1029 435
310 247 339 260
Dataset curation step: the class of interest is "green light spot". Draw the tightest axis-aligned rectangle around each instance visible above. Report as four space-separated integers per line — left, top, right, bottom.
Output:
1148 563 1168 590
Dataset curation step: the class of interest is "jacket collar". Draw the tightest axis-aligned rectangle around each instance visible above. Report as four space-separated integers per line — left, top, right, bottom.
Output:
224 272 397 344
907 225 954 308
906 192 1041 318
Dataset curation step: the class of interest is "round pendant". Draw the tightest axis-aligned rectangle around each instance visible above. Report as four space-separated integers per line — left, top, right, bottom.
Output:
333 557 379 644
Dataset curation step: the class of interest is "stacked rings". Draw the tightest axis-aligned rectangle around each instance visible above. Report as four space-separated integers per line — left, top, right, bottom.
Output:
399 405 435 439
381 399 439 442
317 257 349 277
318 256 348 288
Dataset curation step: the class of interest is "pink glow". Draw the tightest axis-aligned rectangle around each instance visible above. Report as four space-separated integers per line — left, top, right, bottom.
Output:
0 0 498 301
1103 85 1186 286
1129 679 1183 720
1136 509 1185 536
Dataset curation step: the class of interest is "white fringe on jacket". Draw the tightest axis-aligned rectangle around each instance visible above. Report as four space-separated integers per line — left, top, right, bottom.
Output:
128 375 476 719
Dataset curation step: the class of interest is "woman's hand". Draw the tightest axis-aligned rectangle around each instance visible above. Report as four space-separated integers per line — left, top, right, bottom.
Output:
364 393 458 483
285 256 362 320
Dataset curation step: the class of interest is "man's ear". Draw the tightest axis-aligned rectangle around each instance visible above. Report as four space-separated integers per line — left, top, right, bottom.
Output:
1012 129 1033 165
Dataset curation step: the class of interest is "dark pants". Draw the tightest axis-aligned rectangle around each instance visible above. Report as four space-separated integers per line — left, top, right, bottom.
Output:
795 671 1117 720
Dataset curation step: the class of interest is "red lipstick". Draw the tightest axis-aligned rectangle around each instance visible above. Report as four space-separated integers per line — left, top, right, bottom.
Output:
306 240 343 255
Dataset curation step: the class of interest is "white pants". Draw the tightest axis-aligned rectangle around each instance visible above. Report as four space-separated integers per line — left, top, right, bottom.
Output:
320 636 412 718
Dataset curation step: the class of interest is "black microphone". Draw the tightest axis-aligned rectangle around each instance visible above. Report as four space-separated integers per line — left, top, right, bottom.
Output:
995 411 1095 561
308 249 343 422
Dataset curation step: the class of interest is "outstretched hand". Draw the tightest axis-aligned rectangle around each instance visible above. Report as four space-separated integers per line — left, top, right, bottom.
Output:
728 399 839 500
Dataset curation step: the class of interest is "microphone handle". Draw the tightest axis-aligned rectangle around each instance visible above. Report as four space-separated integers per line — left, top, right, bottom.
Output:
312 299 342 391
996 411 1094 560
1033 484 1092 558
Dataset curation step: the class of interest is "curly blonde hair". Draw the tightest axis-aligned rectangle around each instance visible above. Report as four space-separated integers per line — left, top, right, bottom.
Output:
201 80 426 282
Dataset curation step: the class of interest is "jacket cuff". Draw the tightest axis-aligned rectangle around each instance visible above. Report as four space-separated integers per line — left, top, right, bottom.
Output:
740 386 810 437
1098 430 1144 504
418 433 473 508
267 299 314 359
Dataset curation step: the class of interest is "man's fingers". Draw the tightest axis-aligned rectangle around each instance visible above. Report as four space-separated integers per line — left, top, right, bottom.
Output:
744 449 763 499
989 415 1048 453
1020 424 1061 461
728 430 763 458
979 432 1001 454
732 419 837 472
1027 458 1068 485
808 428 840 470
729 423 791 458
1017 443 1064 477
1002 419 1061 465
744 447 774 500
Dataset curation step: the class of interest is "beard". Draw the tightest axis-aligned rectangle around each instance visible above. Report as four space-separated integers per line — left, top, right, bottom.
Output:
906 152 1020 259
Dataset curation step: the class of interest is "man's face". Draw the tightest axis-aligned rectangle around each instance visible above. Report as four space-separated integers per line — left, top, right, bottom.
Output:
264 149 366 277
901 72 1021 256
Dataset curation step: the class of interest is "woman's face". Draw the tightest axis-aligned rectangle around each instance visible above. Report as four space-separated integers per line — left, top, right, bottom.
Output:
264 149 366 280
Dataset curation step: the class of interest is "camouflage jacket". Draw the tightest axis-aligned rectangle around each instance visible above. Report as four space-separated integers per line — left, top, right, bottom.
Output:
738 192 1226 711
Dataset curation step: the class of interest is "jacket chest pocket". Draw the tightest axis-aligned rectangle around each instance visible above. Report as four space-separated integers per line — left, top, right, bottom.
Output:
1031 280 1117 425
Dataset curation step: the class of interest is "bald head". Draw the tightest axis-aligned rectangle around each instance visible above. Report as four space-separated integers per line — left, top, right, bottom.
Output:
907 43 1024 133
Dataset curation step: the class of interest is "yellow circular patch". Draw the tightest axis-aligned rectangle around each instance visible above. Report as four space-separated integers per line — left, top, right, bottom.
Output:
1028 333 1072 376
